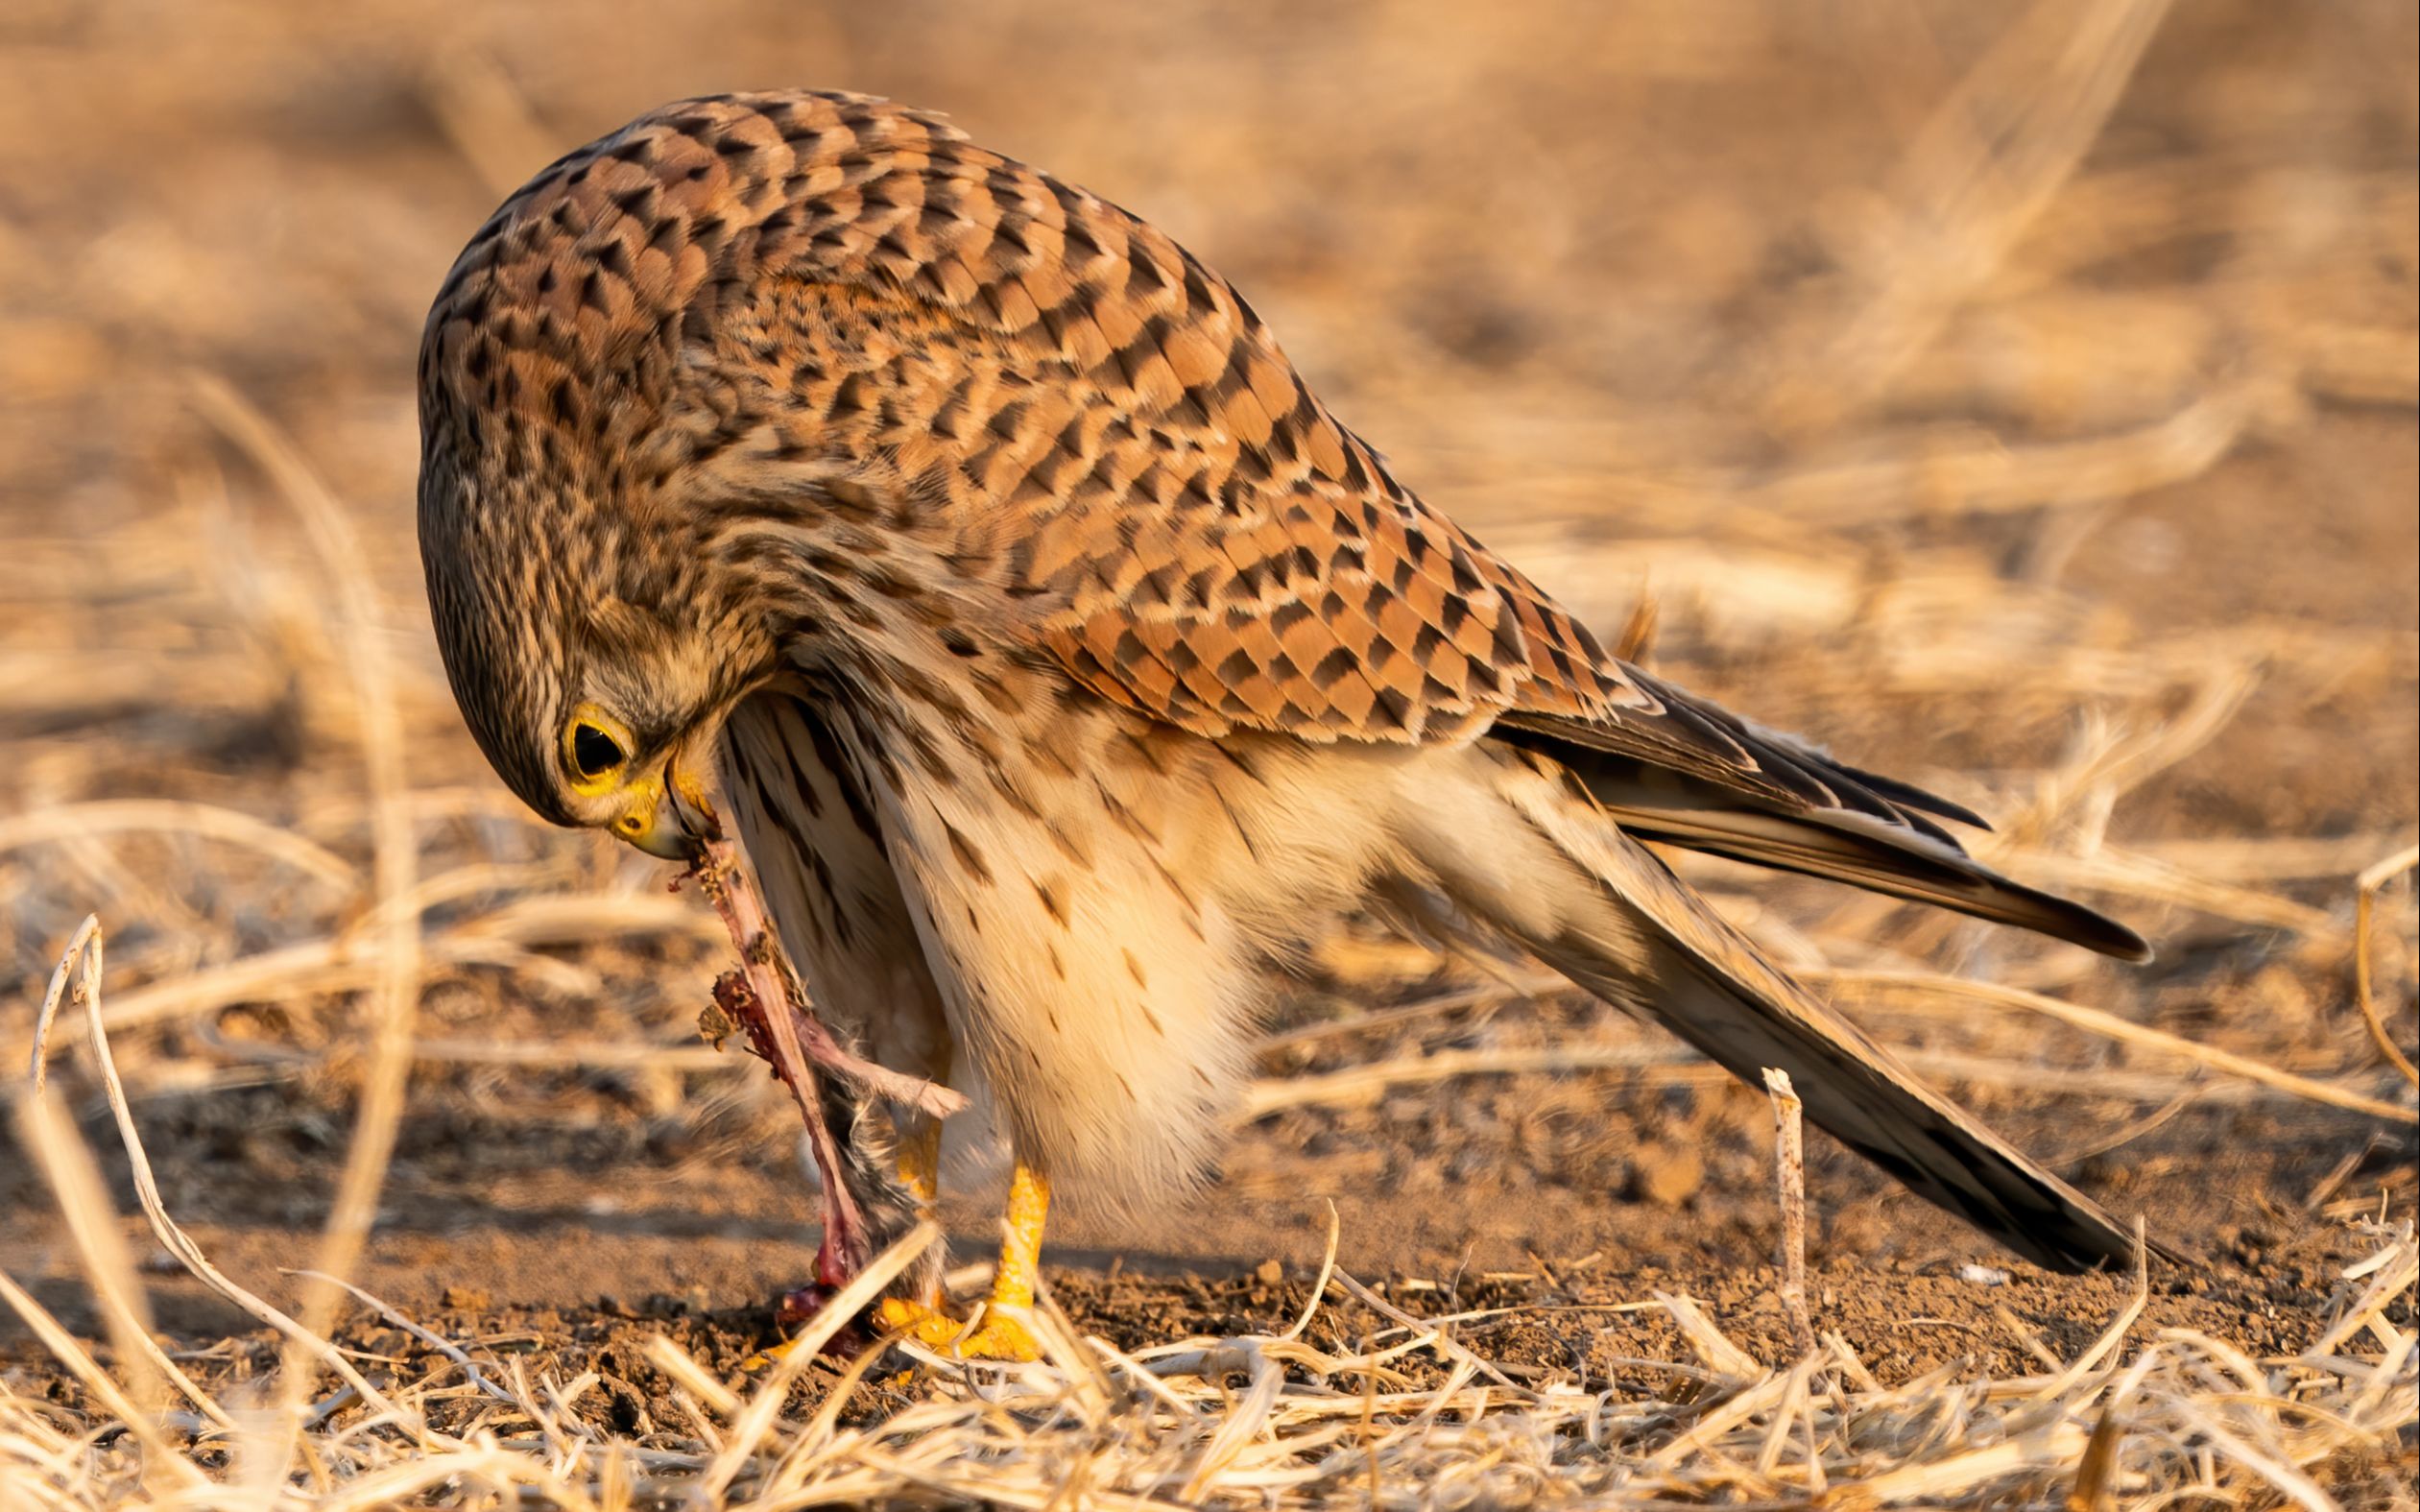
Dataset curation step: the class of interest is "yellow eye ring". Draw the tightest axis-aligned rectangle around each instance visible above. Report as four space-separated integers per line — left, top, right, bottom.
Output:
562 706 634 793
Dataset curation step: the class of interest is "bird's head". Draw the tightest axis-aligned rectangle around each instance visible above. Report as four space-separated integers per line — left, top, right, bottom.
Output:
417 438 765 860
412 98 847 860
418 92 970 857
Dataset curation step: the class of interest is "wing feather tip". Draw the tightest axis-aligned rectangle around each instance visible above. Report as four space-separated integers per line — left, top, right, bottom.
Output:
2065 905 2156 965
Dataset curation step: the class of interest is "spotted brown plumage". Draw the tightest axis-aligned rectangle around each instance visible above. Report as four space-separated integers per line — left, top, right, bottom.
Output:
419 92 1632 740
420 90 2168 1357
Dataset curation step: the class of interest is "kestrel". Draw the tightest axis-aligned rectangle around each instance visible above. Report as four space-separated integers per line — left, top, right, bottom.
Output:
419 90 2160 1359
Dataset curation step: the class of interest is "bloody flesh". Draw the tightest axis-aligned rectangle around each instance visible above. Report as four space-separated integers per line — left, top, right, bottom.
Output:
683 835 966 1284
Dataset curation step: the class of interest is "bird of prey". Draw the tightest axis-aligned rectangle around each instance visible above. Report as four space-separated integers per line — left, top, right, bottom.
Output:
419 89 2157 1360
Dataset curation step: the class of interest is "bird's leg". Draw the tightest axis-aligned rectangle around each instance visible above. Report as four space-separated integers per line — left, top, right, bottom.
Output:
877 1155 1049 1361
883 1044 951 1310
896 1117 943 1206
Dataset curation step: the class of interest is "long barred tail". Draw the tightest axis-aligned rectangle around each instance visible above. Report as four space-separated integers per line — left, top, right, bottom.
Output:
1417 748 2169 1274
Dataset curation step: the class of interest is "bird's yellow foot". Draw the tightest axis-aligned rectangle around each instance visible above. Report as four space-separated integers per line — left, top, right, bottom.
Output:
739 1336 797 1372
749 1157 1054 1367
876 1296 1042 1361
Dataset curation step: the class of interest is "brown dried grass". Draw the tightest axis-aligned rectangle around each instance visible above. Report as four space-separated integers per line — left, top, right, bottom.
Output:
7 928 2414 1505
2 0 2415 1505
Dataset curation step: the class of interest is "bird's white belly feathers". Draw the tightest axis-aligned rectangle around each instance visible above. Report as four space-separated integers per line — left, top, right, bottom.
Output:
824 681 1511 1212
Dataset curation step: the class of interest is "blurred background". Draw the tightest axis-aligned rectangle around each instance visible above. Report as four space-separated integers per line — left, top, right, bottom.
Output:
2 0 2414 1345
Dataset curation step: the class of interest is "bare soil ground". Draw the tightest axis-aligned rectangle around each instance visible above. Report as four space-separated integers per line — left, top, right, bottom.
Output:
1 1 2414 1505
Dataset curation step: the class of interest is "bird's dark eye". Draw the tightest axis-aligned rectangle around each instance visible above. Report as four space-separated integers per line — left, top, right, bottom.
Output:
571 722 627 780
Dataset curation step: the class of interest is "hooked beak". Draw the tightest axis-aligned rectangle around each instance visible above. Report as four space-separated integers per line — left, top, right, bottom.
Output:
608 753 721 862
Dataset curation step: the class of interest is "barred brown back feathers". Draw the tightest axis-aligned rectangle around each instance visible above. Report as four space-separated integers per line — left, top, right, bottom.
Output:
419 88 2165 1320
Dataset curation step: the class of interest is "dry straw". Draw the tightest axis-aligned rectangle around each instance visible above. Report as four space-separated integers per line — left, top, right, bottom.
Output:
1762 1068 1816 1360
5 0 2418 1505
6 905 2415 1508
